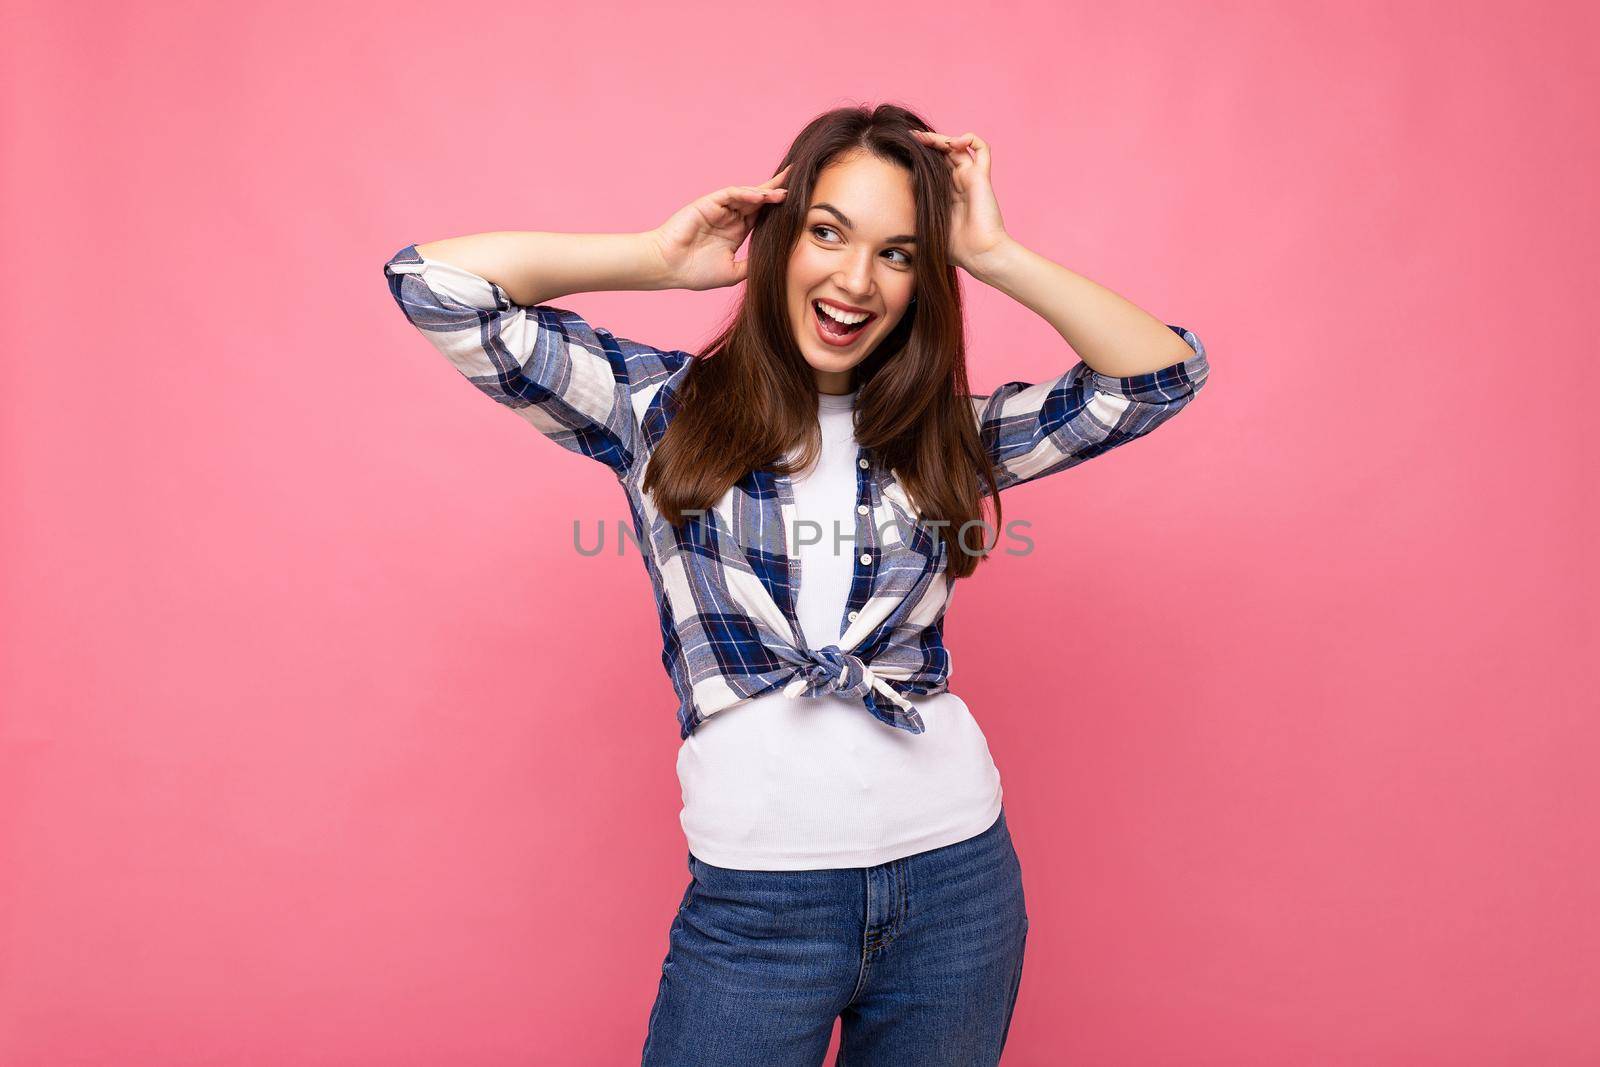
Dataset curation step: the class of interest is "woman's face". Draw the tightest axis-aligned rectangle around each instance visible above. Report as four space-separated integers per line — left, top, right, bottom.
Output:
787 151 919 395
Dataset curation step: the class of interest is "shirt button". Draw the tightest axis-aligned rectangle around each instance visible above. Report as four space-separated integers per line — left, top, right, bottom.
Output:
860 553 873 566
848 610 859 621
858 457 870 469
856 504 869 515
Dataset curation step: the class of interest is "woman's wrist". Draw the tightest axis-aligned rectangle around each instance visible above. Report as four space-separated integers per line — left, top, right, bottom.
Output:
636 229 681 291
964 234 1023 287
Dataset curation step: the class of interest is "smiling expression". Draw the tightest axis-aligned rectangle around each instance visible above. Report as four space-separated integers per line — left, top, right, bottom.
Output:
787 151 919 395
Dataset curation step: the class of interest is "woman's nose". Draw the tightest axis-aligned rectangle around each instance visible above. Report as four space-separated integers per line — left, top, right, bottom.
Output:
835 256 876 297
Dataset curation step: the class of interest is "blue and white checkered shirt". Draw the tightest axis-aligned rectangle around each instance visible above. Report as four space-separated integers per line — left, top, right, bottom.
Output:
383 243 1210 739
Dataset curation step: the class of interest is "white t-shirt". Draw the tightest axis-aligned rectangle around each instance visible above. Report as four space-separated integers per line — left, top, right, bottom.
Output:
675 387 1004 870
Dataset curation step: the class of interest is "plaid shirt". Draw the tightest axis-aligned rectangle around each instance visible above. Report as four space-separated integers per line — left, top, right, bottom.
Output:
383 243 1210 739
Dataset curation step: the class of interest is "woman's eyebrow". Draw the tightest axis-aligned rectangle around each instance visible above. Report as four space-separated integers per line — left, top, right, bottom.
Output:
810 202 918 245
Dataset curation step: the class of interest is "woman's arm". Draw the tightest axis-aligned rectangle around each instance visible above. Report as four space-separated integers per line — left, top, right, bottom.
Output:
383 172 793 476
971 325 1208 496
413 230 673 307
963 233 1210 495
960 235 1209 495
968 236 1199 378
907 128 1210 495
382 243 687 476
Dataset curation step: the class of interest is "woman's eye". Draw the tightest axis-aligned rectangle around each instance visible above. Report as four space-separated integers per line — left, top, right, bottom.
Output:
812 225 913 266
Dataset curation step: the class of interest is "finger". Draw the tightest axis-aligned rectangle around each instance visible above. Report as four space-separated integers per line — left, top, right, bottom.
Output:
911 131 961 172
960 133 990 173
913 130 974 169
717 187 779 211
758 165 792 189
936 134 981 177
948 133 978 163
723 190 784 228
710 191 756 224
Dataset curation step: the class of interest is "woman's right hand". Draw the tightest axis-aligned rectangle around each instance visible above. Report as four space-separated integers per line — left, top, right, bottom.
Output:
647 166 792 291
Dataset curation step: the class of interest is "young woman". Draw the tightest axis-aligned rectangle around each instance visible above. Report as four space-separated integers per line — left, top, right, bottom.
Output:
383 104 1209 1066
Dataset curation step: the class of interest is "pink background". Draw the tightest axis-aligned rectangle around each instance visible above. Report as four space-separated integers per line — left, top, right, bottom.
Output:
4 1 1596 1063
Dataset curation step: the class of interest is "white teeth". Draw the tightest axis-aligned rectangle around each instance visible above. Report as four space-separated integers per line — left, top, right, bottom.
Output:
815 300 870 325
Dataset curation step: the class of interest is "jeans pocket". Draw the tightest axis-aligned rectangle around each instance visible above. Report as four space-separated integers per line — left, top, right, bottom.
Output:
677 876 696 915
661 868 699 977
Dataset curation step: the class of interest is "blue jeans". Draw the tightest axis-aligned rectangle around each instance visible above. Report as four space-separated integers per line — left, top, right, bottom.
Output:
641 807 1029 1066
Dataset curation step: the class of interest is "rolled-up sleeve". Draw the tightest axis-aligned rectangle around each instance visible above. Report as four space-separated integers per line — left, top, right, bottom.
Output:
973 324 1209 495
382 243 688 476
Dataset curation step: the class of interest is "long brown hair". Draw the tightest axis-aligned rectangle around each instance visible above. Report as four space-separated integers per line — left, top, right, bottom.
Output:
643 103 1003 579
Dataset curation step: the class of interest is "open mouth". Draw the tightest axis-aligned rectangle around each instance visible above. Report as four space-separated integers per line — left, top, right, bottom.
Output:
812 300 875 343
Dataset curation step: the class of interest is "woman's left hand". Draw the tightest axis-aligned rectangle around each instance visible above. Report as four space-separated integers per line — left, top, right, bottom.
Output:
910 129 1011 274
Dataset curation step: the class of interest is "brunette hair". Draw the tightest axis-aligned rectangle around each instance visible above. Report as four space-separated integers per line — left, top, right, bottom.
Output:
643 103 1003 579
